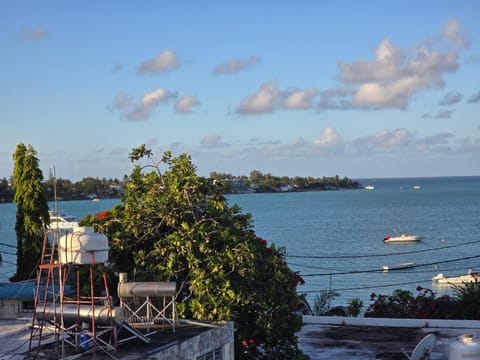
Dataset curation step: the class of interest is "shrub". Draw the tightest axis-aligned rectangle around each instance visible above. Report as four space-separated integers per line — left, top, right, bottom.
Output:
364 287 456 319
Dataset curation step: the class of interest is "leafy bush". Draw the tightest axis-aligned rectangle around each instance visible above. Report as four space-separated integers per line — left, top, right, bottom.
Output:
453 282 480 319
364 287 456 319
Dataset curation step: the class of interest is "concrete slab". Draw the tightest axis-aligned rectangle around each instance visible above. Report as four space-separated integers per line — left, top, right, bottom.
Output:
297 317 480 360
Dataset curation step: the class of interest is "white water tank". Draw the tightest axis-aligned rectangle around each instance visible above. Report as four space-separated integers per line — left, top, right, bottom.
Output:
58 227 109 265
449 334 480 360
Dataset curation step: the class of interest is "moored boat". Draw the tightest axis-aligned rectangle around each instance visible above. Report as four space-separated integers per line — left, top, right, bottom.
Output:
48 210 80 231
432 270 480 285
365 185 375 190
384 233 423 243
382 262 416 271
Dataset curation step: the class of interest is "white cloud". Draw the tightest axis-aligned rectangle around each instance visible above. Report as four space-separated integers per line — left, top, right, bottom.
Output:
213 55 260 75
283 88 318 109
237 82 280 115
108 87 176 121
443 18 468 49
200 135 230 148
353 129 413 153
313 128 345 153
175 96 200 114
138 50 179 74
142 88 175 108
334 21 465 110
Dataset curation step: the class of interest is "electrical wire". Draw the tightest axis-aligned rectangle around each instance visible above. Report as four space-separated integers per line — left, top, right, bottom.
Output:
301 278 435 293
286 239 480 259
299 254 480 277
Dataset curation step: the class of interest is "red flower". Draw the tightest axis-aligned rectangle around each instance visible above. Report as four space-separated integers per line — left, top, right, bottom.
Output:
93 210 110 221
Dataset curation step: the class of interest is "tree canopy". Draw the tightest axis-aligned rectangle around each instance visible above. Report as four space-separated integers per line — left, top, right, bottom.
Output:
11 143 50 281
87 146 308 359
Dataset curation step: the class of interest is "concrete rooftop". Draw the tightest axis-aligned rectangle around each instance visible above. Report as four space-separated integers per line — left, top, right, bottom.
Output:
1 316 480 359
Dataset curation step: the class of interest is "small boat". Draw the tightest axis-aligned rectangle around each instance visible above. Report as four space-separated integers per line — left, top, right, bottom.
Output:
413 185 422 189
384 226 424 243
365 185 375 190
382 262 416 271
92 198 100 202
432 271 480 285
48 210 80 231
384 233 423 243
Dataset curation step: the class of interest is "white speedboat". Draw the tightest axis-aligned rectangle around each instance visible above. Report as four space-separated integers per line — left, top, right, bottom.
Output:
48 210 80 231
432 271 480 285
384 233 423 243
382 262 416 271
365 185 375 190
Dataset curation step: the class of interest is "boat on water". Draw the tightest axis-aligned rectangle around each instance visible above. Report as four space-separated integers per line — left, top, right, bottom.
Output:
384 226 424 243
382 262 416 271
365 185 375 190
48 210 80 231
413 185 422 189
432 270 480 285
384 233 423 243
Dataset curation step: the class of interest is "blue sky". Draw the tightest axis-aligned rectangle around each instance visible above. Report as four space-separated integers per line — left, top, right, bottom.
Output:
1 1 479 181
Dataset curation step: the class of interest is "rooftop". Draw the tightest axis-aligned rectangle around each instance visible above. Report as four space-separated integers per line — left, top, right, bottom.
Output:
1 316 480 359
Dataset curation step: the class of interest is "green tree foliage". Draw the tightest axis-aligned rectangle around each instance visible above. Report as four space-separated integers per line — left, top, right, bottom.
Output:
88 146 308 359
11 144 50 281
453 282 480 319
364 287 456 319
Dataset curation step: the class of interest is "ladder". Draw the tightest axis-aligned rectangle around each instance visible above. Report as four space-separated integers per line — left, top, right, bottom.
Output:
28 231 62 354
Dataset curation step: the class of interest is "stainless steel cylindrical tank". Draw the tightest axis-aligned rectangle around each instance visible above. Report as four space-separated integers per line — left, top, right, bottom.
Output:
39 304 124 325
118 282 176 298
58 227 109 264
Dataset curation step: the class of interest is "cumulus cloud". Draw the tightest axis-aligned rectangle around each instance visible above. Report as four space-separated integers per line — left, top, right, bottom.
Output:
142 88 175 108
213 55 260 75
331 20 467 110
22 28 49 40
108 87 176 121
282 88 318 109
467 90 480 104
313 128 345 153
439 91 463 105
138 50 179 74
237 83 321 114
175 96 201 114
353 129 413 153
237 82 280 115
422 110 454 119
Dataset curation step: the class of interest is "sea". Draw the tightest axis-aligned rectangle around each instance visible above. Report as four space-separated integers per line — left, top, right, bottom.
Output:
1 176 479 311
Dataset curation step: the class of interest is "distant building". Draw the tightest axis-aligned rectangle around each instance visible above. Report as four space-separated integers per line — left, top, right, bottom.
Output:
0 281 74 319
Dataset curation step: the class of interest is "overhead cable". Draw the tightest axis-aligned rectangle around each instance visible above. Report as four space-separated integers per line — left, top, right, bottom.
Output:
287 239 480 259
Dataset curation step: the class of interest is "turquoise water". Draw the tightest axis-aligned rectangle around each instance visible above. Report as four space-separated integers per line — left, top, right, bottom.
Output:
1 176 479 309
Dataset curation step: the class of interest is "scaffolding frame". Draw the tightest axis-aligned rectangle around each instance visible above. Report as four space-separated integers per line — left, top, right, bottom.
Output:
28 230 118 359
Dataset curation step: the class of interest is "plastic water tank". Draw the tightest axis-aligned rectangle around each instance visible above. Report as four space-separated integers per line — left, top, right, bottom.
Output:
449 334 480 360
58 227 109 264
